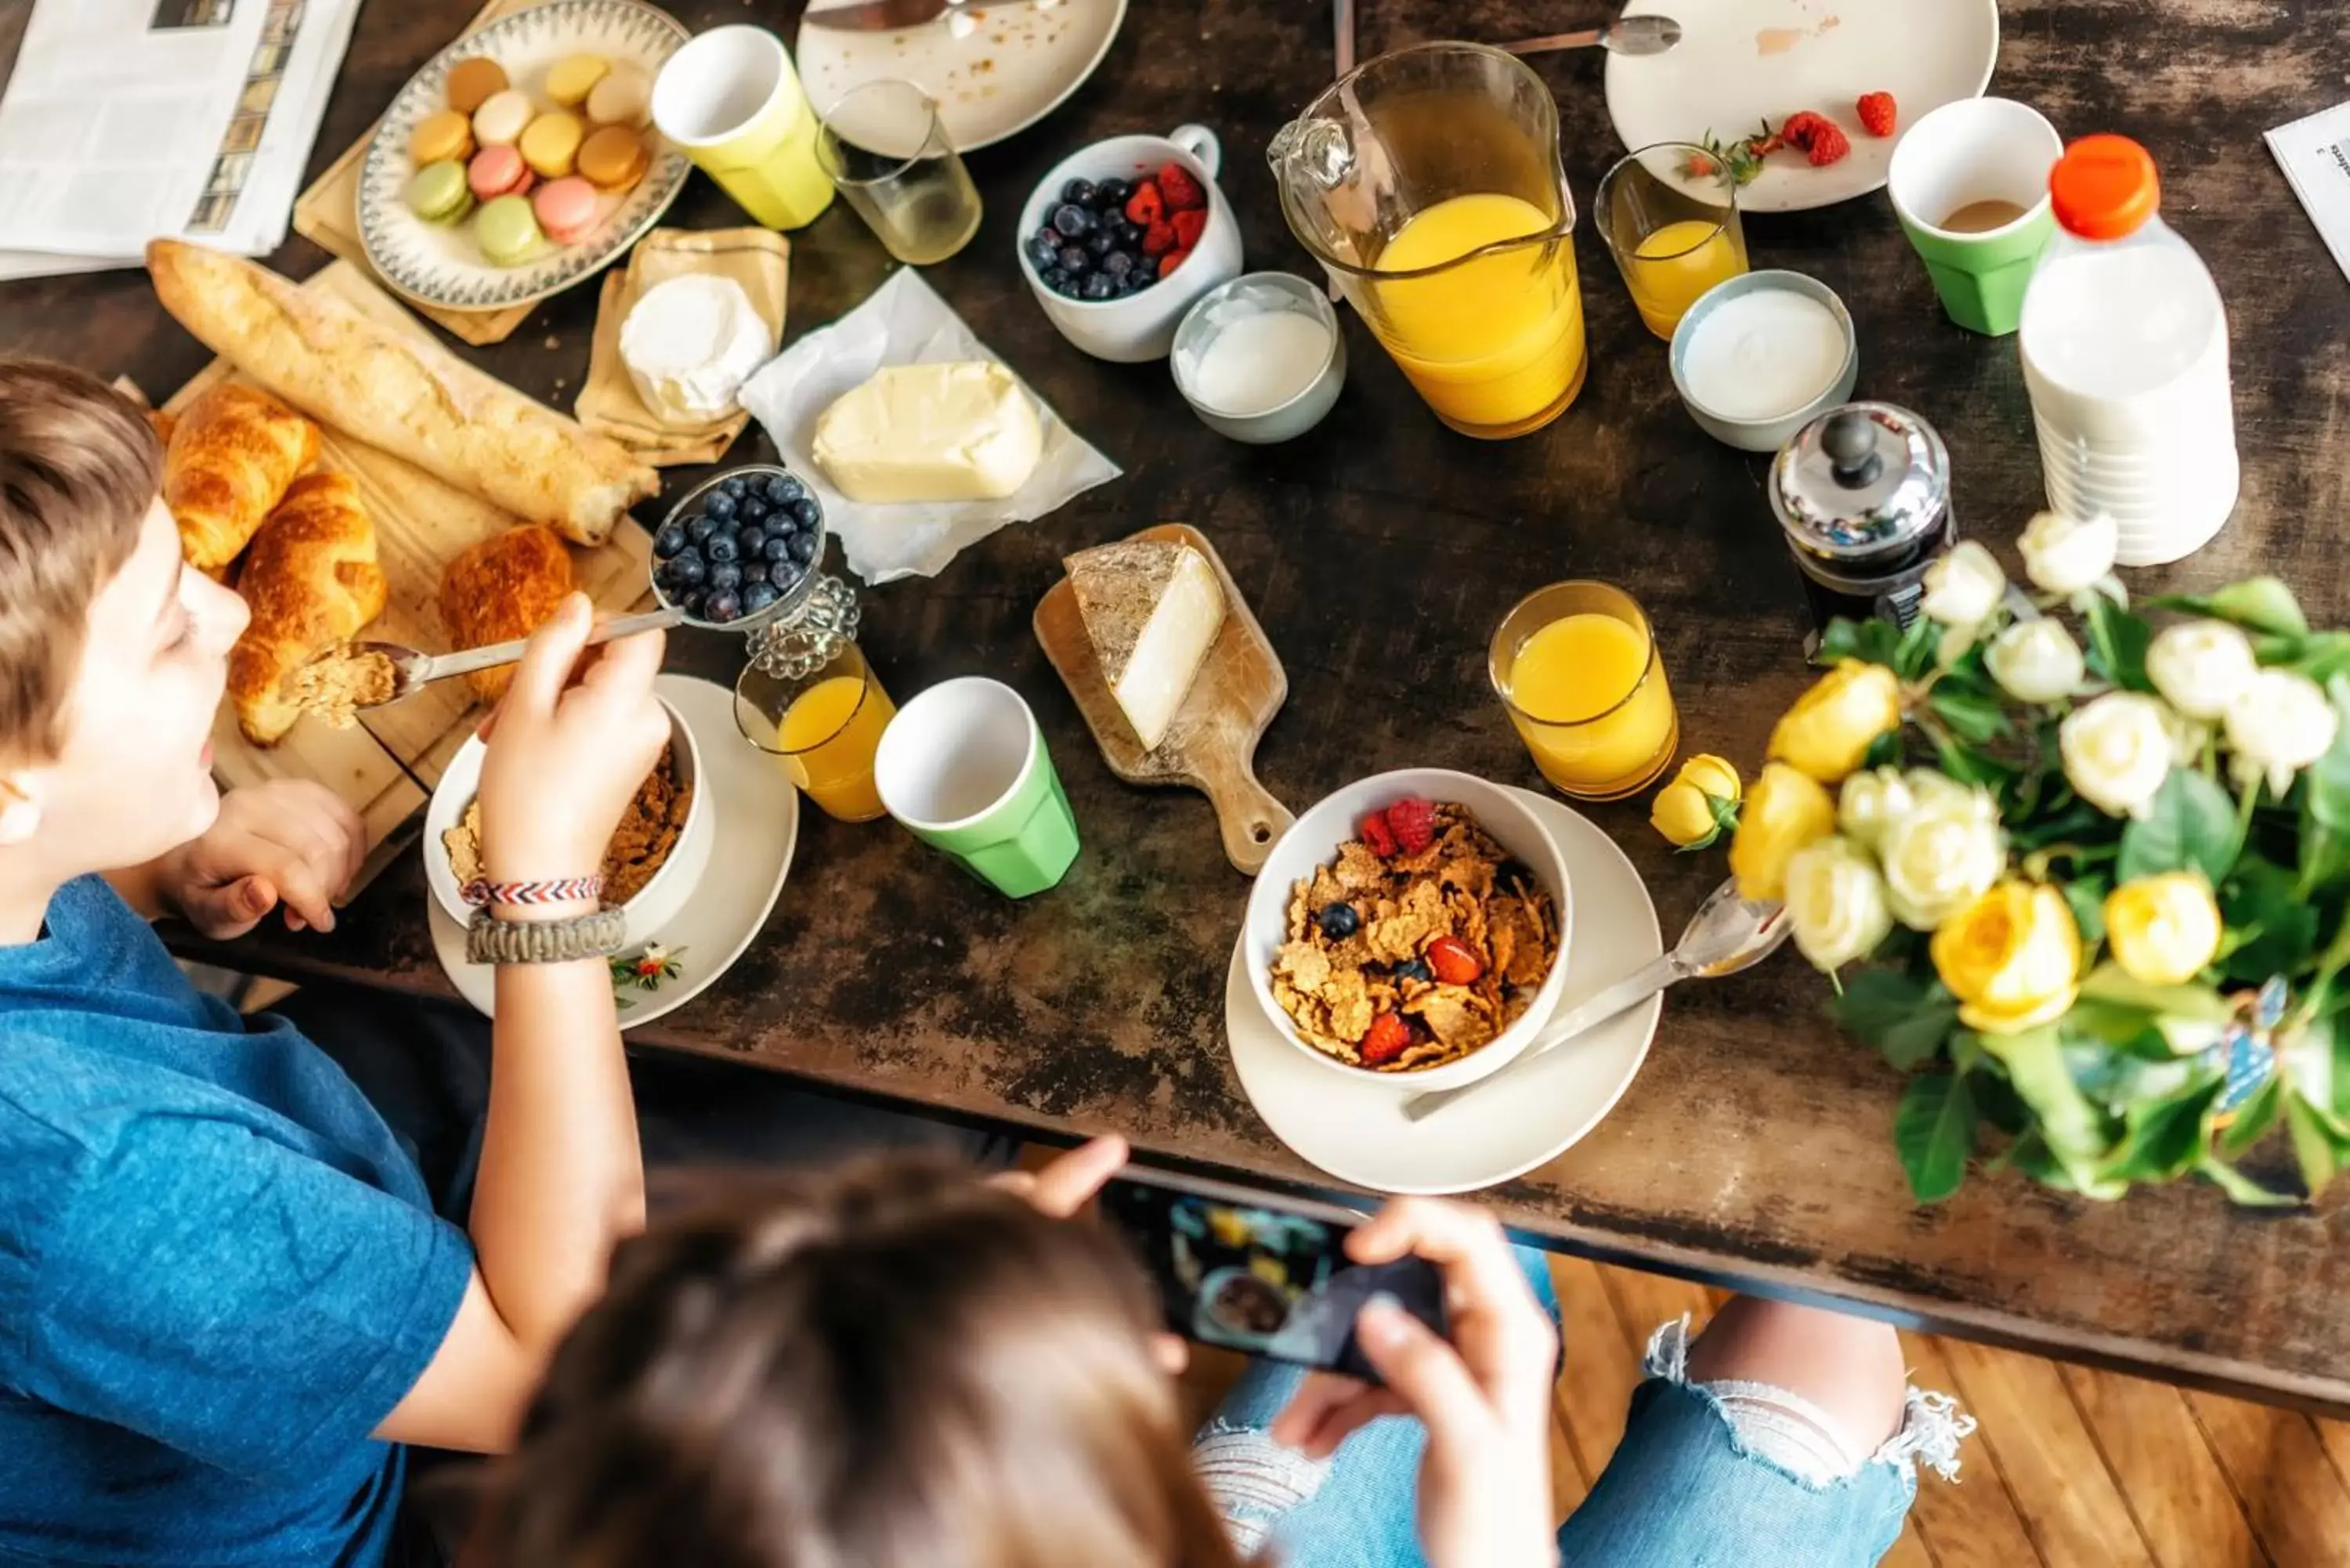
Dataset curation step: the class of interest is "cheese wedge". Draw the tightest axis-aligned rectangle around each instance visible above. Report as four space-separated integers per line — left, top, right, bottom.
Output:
1066 540 1227 751
812 361 1043 504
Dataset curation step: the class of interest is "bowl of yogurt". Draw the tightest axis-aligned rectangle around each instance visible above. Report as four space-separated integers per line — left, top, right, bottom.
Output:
1170 272 1347 444
1669 270 1858 453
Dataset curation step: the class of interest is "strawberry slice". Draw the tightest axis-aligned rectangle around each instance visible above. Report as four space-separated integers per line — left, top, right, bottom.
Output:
1361 1011 1413 1066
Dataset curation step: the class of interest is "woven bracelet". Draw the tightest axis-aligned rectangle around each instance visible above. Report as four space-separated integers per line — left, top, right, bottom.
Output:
461 876 604 909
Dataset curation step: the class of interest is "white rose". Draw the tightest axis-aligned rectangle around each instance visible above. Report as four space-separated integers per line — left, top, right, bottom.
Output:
1903 768 1980 816
2060 692 2175 818
1783 836 1895 971
2225 668 2339 797
1837 767 1916 850
2019 511 2118 596
1921 541 2007 627
1878 785 2005 930
1985 619 2086 705
2148 620 2258 722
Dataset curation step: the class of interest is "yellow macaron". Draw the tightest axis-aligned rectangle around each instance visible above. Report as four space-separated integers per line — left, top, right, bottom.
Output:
546 52 611 108
518 111 585 180
410 109 475 167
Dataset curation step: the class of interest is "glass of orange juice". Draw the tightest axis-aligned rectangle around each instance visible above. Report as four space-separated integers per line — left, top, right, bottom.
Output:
1490 582 1679 800
1595 144 1748 340
733 642 896 822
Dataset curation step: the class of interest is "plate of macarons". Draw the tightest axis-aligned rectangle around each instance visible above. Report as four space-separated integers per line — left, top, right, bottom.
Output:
356 0 693 313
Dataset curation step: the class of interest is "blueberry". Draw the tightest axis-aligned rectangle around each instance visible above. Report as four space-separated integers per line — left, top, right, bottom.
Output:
652 522 688 558
1117 270 1151 296
1050 201 1096 237
708 561 742 592
669 551 707 587
1096 175 1131 208
741 580 782 615
686 513 718 544
705 532 740 565
772 474 807 505
741 560 768 587
1101 250 1135 278
772 558 807 591
1042 266 1072 293
762 475 793 504
1058 244 1092 276
786 532 816 565
737 526 767 558
704 491 737 520
679 587 707 617
721 475 750 499
1079 271 1116 301
791 497 820 529
1061 176 1096 205
762 533 794 565
738 495 769 525
1025 237 1061 273
703 590 741 623
1394 958 1434 985
1086 228 1117 257
1117 220 1145 247
1316 902 1361 941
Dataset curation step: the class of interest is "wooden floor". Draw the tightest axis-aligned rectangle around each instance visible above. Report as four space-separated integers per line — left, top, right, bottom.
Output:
1178 1255 2350 1567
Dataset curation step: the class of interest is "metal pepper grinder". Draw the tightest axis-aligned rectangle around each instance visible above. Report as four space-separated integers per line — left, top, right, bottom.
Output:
1768 402 1958 657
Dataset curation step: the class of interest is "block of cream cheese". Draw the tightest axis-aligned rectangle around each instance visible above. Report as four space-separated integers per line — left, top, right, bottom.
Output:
812 361 1043 504
618 274 773 426
1065 540 1227 751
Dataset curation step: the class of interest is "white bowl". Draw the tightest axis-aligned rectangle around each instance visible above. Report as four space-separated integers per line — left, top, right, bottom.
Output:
1242 768 1574 1094
424 695 714 953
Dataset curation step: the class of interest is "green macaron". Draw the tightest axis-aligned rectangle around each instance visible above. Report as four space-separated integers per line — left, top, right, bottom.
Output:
473 193 544 267
405 160 475 226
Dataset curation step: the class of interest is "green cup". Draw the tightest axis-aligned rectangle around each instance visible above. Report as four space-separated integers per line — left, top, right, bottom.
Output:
874 677 1080 898
1888 97 2064 338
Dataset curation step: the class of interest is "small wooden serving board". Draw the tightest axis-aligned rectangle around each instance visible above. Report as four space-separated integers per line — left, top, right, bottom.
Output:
1034 523 1292 875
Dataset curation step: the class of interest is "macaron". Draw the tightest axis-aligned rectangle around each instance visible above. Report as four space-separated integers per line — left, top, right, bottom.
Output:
406 160 475 225
474 193 544 267
468 144 535 202
472 88 533 148
409 109 475 167
519 110 585 180
576 125 649 192
546 52 611 108
585 61 652 127
444 56 508 115
533 177 600 245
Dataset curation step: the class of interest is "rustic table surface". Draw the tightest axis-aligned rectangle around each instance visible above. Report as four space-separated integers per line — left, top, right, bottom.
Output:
5 0 2348 1412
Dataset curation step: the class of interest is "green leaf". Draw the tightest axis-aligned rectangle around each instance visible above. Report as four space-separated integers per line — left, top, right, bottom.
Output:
2297 677 2350 896
2211 577 2310 638
1979 1024 2113 1182
1933 732 2015 789
2083 597 2153 692
2003 1131 2129 1198
2285 1093 2350 1197
1817 617 1901 670
1929 684 2011 744
2098 1079 2223 1182
1894 1071 1976 1202
2077 963 2236 1024
2221 855 2319 983
2196 1152 2302 1206
2219 1076 2283 1156
2060 879 2109 948
2117 768 2242 884
1833 971 1959 1069
1862 730 1905 770
1894 615 1941 682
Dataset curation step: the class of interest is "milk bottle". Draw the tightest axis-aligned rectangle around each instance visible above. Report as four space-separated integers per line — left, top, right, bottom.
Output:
2019 135 2238 567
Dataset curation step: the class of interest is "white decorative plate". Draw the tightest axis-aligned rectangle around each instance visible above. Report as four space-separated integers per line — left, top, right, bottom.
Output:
357 0 692 313
796 0 1128 153
1604 0 2000 214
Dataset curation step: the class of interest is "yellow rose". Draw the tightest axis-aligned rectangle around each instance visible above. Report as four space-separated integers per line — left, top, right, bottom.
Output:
1930 882 2082 1035
1769 661 1904 785
2103 873 2223 987
1728 763 1837 901
1650 753 1743 849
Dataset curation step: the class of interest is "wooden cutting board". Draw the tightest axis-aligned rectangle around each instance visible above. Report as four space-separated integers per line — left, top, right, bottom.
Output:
1034 523 1292 875
146 260 655 888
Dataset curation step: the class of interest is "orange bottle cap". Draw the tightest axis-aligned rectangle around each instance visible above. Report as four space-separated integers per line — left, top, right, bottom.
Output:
2050 134 2160 240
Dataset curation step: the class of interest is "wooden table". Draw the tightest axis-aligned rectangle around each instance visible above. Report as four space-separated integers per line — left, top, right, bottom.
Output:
8 0 2350 1414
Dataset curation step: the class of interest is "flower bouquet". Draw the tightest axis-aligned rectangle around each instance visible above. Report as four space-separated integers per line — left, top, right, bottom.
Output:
1729 511 2350 1205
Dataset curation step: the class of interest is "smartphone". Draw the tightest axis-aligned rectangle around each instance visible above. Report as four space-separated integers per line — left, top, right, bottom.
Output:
1100 1166 1446 1383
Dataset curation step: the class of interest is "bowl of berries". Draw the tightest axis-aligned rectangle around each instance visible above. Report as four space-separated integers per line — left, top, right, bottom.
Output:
648 464 826 631
1017 123 1243 363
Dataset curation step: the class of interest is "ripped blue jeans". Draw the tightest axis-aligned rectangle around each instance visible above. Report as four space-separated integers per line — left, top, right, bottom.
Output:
1194 1250 1972 1568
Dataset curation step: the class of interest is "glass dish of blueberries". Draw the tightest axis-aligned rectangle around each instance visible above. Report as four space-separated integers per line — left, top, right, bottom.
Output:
1024 171 1206 303
649 464 826 630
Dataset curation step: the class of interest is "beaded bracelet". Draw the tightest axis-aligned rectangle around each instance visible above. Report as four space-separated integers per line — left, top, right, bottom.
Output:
461 876 604 909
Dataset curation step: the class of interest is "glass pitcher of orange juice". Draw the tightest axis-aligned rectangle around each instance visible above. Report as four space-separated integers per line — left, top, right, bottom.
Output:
1267 42 1588 440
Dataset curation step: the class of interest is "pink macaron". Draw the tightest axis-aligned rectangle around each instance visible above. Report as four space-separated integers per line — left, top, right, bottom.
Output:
467 144 534 202
531 176 599 246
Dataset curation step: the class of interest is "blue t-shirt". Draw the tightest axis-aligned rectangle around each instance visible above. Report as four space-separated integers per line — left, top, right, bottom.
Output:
0 877 474 1567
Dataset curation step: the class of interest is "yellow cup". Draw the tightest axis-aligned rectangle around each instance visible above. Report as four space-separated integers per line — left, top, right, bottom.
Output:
652 25 836 230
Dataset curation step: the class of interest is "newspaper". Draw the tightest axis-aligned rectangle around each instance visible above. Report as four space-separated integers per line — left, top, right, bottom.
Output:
0 0 359 280
2266 101 2350 287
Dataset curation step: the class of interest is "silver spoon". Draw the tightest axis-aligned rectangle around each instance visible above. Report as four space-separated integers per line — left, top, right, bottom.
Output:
1401 879 1788 1123
1502 14 1683 56
290 605 685 711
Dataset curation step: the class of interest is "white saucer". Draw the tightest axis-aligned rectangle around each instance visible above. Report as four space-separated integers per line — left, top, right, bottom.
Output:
427 674 797 1028
1226 787 1662 1196
796 0 1127 152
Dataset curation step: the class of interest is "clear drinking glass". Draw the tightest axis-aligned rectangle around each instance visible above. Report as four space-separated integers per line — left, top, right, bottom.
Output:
1595 143 1748 339
813 79 982 265
1490 581 1679 801
733 641 897 823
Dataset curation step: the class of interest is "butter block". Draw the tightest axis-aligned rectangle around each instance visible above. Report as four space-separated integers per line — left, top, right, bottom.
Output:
1066 539 1227 751
619 274 773 425
812 361 1043 504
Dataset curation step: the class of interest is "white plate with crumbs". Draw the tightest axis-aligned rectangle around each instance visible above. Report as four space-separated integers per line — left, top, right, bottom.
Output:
797 0 1127 152
1604 0 1998 213
1226 788 1663 1196
426 674 797 1028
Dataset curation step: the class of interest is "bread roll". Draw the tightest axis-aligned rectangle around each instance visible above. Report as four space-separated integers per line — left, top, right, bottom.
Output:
227 472 389 746
164 383 321 573
438 525 573 703
146 240 658 546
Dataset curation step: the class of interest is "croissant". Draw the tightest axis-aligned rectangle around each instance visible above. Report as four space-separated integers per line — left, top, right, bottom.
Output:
226 472 389 746
438 525 574 704
166 383 321 573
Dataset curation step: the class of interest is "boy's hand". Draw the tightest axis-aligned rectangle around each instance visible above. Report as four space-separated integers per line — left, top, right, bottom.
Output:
157 779 367 938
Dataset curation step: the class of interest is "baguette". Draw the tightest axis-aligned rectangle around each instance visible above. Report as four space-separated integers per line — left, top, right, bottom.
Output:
146 240 658 546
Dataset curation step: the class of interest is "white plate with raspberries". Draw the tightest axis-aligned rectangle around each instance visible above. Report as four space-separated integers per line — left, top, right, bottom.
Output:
1603 0 1999 213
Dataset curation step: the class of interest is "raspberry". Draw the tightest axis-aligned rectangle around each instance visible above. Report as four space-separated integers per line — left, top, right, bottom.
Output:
1158 246 1194 278
1424 934 1484 986
1123 180 1165 226
1384 797 1438 854
1803 121 1852 166
1358 810 1398 858
1170 208 1207 250
1780 111 1831 150
1856 92 1897 138
1361 1011 1413 1067
1156 161 1206 211
1140 220 1177 256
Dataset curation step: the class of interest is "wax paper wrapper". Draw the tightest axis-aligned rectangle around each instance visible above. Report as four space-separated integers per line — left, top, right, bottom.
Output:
738 268 1120 584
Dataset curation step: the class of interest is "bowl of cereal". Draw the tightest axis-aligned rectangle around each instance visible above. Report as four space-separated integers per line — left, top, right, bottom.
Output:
1244 770 1571 1093
422 695 714 954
